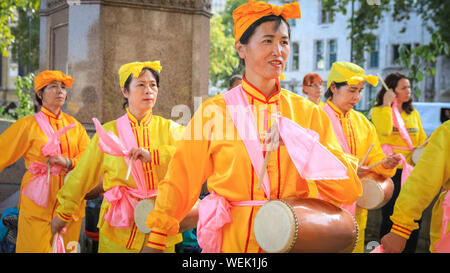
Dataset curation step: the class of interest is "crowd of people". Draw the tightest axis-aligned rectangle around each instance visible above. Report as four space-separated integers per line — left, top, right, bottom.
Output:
0 0 448 253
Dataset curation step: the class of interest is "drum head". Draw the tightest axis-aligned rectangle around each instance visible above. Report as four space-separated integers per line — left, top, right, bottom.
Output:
412 147 424 165
134 199 155 234
357 179 384 210
254 200 298 253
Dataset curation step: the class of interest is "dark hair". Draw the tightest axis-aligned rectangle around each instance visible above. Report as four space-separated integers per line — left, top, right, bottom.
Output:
375 72 414 114
238 15 291 66
324 81 348 100
122 67 160 109
35 89 44 106
229 74 242 89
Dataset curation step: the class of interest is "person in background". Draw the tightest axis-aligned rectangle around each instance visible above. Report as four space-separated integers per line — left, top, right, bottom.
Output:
372 72 427 253
302 73 325 108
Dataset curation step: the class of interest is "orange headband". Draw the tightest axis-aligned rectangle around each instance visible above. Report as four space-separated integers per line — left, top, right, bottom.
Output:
34 70 74 94
233 0 301 41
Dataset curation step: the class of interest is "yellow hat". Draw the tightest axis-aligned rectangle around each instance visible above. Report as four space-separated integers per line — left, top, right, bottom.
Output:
327 61 378 89
233 0 301 41
34 70 74 94
118 61 162 87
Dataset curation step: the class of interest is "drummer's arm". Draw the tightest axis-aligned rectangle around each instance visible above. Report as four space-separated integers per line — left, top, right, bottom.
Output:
390 123 450 238
56 133 105 221
145 107 214 251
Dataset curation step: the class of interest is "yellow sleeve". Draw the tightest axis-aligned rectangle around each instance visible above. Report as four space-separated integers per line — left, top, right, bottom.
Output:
310 107 362 206
151 119 184 167
371 106 393 137
390 121 450 239
146 103 213 250
56 133 104 222
0 117 31 172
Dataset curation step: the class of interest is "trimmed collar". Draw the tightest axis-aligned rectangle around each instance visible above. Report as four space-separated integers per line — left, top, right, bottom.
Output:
41 106 62 120
327 100 351 119
126 108 153 127
241 75 281 104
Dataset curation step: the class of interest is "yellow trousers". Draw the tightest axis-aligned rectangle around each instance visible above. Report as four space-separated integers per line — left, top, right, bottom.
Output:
16 211 83 253
98 232 178 253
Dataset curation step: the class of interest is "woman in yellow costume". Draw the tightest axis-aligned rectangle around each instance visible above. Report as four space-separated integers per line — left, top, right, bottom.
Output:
302 73 325 108
372 72 427 253
142 0 362 253
380 120 450 253
0 71 90 252
51 61 184 253
322 62 401 253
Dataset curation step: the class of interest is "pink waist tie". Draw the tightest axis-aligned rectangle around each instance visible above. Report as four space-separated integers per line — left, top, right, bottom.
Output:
103 186 157 229
22 162 64 207
381 144 413 187
434 190 450 253
196 191 268 253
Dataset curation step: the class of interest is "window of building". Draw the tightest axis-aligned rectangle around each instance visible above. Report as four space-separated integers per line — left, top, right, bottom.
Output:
319 0 334 24
292 42 299 71
369 38 379 68
328 39 337 69
315 40 324 70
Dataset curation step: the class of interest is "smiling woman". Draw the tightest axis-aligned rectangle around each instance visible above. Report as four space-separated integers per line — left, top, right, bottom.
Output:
144 1 363 253
51 61 185 253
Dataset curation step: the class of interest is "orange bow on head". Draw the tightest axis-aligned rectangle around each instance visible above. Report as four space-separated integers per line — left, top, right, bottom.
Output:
233 0 301 41
34 70 74 94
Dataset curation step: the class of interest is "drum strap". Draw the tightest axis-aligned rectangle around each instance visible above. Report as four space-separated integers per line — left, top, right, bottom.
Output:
197 191 267 253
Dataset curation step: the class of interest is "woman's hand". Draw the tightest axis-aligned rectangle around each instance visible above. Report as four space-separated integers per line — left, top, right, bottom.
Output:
382 153 402 169
382 88 396 107
51 216 68 235
357 165 371 178
263 122 284 151
380 232 407 253
129 147 152 163
47 155 69 168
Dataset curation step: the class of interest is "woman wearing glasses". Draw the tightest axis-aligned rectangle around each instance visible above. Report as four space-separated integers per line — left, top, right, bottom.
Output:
302 73 325 108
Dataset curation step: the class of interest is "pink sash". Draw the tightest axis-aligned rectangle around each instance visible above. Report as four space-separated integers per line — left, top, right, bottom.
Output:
92 115 156 228
196 86 349 253
392 99 414 150
322 104 357 216
434 190 450 253
22 111 75 207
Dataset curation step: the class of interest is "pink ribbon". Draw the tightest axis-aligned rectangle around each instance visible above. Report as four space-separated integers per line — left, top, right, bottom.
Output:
21 111 75 207
381 144 413 187
52 227 67 253
434 190 450 253
93 115 155 228
197 191 267 253
392 99 414 150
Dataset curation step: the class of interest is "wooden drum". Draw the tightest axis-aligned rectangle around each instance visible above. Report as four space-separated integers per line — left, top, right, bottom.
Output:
134 199 199 234
412 146 425 165
356 173 394 210
253 197 358 253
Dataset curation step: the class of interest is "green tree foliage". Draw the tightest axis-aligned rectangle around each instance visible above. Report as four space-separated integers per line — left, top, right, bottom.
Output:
0 0 39 57
0 72 35 120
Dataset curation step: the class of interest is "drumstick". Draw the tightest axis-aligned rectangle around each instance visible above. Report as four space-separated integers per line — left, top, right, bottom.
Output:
126 156 133 181
367 158 388 170
257 116 280 190
51 232 58 253
359 143 374 167
377 73 390 92
46 162 51 185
